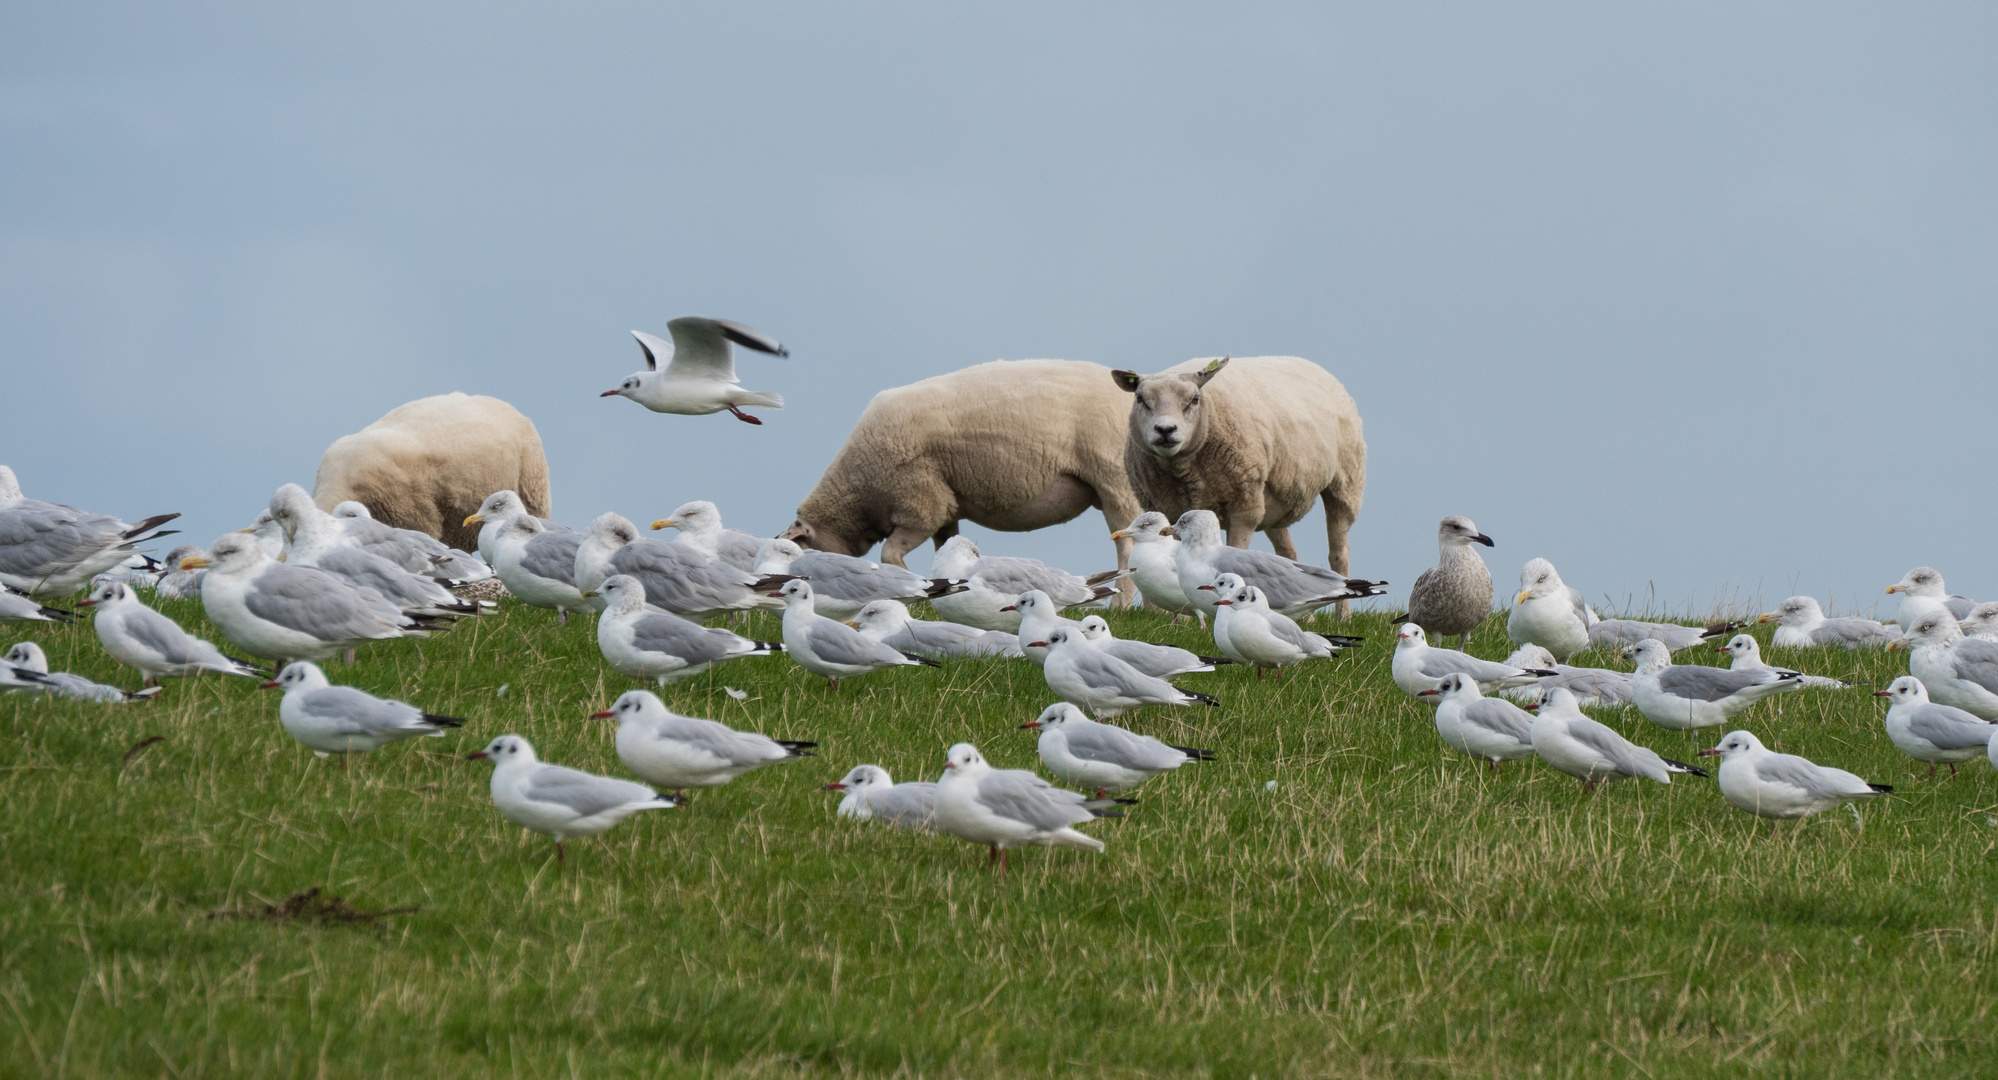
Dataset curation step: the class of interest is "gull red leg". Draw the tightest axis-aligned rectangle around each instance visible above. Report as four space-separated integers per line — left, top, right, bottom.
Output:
727 405 763 425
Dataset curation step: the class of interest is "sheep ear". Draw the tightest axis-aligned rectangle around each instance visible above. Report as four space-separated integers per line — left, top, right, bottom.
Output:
1193 355 1230 386
1111 370 1142 393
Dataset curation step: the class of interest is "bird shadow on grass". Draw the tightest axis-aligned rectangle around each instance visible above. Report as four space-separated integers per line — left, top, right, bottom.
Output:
208 887 421 931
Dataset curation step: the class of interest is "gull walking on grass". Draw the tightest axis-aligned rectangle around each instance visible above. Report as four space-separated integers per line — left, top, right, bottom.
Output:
1876 676 1998 779
1037 626 1219 718
1405 515 1494 650
601 317 788 425
470 735 679 862
266 661 462 764
1530 687 1707 792
824 765 938 830
1024 702 1214 796
1715 634 1847 689
934 742 1126 873
595 689 813 799
1418 673 1536 769
1699 730 1890 835
188 534 442 663
1507 558 1595 661
1076 614 1229 678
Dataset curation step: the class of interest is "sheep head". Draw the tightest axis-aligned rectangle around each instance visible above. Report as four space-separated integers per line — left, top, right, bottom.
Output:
1112 356 1229 459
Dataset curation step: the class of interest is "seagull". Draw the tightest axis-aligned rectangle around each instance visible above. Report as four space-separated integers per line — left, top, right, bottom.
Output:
269 485 480 618
1 642 159 702
469 735 679 862
1698 730 1891 834
1390 623 1551 698
1625 639 1803 731
1417 673 1537 769
1209 580 1360 678
650 501 768 572
264 661 463 763
240 509 286 559
489 515 592 623
823 765 939 830
934 742 1125 872
753 536 965 621
1404 515 1494 650
593 689 813 798
1076 614 1229 678
574 513 789 621
151 545 208 601
0 465 180 597
1892 611 1998 719
849 599 1022 660
1589 616 1744 652
600 317 788 425
1036 625 1219 718
1875 676 1998 779
185 533 443 663
1110 512 1202 625
1506 558 1596 661
1498 643 1632 708
591 575 782 684
1005 589 1085 666
464 489 574 566
76 579 268 686
1958 602 1998 642
927 535 1120 632
1023 702 1214 795
1170 510 1386 620
1714 634 1847 689
1756 596 1897 649
1885 567 1978 628
1 583 74 624
331 500 492 581
1530 686 1707 791
775 578 938 688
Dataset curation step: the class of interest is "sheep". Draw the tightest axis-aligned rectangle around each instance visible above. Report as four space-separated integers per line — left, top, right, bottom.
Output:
312 393 551 553
779 359 1142 604
1112 355 1366 615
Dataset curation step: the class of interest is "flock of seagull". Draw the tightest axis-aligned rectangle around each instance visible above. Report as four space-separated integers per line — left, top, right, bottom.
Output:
6 461 1998 865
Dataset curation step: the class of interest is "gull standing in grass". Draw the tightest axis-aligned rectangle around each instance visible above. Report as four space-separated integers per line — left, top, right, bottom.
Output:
1023 702 1214 796
651 501 768 572
151 546 207 601
1076 614 1230 678
934 742 1125 872
591 575 782 684
188 534 441 663
489 516 591 623
1507 558 1595 661
754 537 965 620
1210 580 1361 678
1715 634 1847 688
1405 515 1494 650
469 735 679 862
1007 589 1085 666
1418 673 1537 770
927 535 1120 632
465 489 574 565
1876 676 1998 779
1757 596 1897 649
1 642 159 702
269 485 480 618
1171 510 1386 620
1037 626 1220 718
1530 687 1707 792
575 513 789 621
1625 639 1803 732
1 583 74 624
77 579 267 686
1885 567 1977 628
775 578 937 689
823 765 938 830
1499 644 1632 708
0 466 180 597
1699 730 1891 834
265 661 463 764
600 317 788 425
1894 612 1998 718
594 689 814 799
1391 624 1551 698
1111 512 1202 624
1958 602 1998 642
849 600 1022 660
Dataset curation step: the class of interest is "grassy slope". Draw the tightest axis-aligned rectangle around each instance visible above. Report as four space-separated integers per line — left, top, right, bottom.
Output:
2 596 1995 1078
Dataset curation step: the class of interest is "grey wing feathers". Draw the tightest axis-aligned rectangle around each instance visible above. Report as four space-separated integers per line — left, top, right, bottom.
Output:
1062 724 1188 770
795 551 928 600
629 611 730 662
1906 705 1998 751
659 715 784 767
1754 754 1875 800
1946 596 1978 620
125 606 221 665
1656 665 1780 701
520 531 582 585
1463 698 1535 742
975 770 1095 831
807 620 912 667
975 557 1092 606
1569 718 1662 778
1816 618 1897 646
872 783 939 829
297 686 418 734
525 764 661 816
1421 650 1520 681
1074 648 1177 697
243 566 397 641
1949 640 1998 694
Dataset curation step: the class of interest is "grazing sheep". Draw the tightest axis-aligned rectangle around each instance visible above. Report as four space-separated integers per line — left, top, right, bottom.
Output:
779 359 1142 604
313 393 551 553
1112 355 1366 614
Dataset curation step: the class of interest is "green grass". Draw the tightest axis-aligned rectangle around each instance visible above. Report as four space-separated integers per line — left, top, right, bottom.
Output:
3 596 1995 1078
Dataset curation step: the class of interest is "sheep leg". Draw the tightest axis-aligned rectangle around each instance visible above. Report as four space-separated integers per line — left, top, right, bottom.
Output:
1320 480 1362 621
1266 525 1299 561
881 524 938 570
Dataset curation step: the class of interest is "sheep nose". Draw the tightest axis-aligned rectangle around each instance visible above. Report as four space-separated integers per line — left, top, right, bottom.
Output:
1153 421 1178 439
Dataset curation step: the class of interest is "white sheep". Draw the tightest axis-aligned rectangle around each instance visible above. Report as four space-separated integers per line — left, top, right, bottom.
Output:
313 392 552 554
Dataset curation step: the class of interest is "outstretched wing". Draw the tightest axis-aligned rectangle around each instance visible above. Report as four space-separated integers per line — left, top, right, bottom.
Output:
664 316 788 382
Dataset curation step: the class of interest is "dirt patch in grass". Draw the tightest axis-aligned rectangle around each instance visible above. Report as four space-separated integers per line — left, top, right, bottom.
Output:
209 887 421 927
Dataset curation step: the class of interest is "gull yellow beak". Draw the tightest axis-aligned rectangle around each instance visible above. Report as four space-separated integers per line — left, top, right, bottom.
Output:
843 620 859 628
1756 612 1777 624
580 590 598 599
1158 526 1176 538
179 557 211 569
1885 585 1903 594
1515 589 1532 605
1886 639 1904 651
235 527 255 534
463 513 484 527
1109 529 1131 540
650 519 676 531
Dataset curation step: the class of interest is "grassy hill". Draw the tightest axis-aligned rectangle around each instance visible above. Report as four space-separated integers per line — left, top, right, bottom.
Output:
3 596 1994 1077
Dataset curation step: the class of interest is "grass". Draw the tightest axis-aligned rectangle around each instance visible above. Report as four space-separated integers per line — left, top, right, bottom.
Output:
2 594 1996 1078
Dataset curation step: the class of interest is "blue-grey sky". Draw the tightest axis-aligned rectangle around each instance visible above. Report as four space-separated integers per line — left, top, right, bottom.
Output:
5 3 1993 618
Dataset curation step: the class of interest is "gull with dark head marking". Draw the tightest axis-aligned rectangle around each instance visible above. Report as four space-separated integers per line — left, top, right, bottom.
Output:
1499 643 1631 708
1756 596 1896 649
1417 673 1537 769
1391 623 1551 698
1172 510 1385 620
2 642 158 702
1531 686 1707 791
652 500 767 572
1507 558 1596 661
1699 730 1890 834
1625 639 1803 731
0 465 180 597
849 600 1022 660
1210 579 1359 678
824 765 938 830
754 537 965 621
1893 612 1998 719
186 534 441 663
928 535 1120 632
776 578 938 689
934 742 1126 872
1885 567 1977 628
1023 702 1214 796
594 689 813 799
601 317 788 425
469 735 678 863
1715 634 1847 689
1037 625 1220 718
490 516 591 623
77 579 266 686
592 575 782 684
1005 589 1085 666
1111 512 1202 625
1405 515 1494 650
1076 614 1229 678
264 661 462 763
1875 676 1998 779
575 512 789 621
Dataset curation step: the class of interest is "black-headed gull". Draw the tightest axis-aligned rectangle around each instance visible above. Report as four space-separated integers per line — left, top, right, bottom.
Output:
754 537 964 621
1022 702 1213 796
269 485 480 618
1875 676 1998 779
592 575 782 684
1893 611 1998 719
600 317 788 425
651 500 767 572
1210 580 1359 678
1530 687 1707 791
265 661 462 763
1036 625 1219 718
1005 589 1084 667
1405 515 1494 650
1076 614 1229 678
1170 510 1385 620
1498 643 1631 708
1755 596 1896 649
1110 512 1202 625
594 689 812 798
1391 623 1551 698
1 641 158 702
575 513 788 621
849 600 1021 659
927 535 1119 632
0 465 180 597
1417 673 1535 769
1506 558 1595 661
185 534 443 663
934 742 1126 872
1625 639 1802 731
775 578 938 689
823 765 938 830
1885 567 1977 628
469 735 678 862
1698 730 1890 834
77 579 267 686
1714 634 1847 689
1588 616 1743 652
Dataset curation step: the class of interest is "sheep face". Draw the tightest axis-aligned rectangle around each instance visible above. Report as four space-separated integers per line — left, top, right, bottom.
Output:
1112 358 1229 459
778 516 870 557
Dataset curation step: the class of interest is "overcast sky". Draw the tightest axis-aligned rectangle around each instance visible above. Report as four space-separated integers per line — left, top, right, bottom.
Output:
5 3 1993 618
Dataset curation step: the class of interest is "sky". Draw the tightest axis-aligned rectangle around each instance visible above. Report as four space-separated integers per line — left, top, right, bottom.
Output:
4 3 1994 620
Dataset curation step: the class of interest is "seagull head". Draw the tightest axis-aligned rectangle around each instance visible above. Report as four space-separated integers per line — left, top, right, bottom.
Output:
1536 686 1582 716
1715 634 1759 661
3 641 49 674
592 689 668 725
77 580 132 610
1502 643 1556 670
1699 730 1765 759
1621 639 1672 670
1514 557 1562 604
1439 516 1494 549
469 734 536 764
1001 589 1051 617
1111 511 1172 544
1900 611 1961 649
1759 596 1822 627
195 533 265 575
1420 672 1477 701
775 577 816 603
1876 675 1929 705
1395 623 1427 648
1077 615 1112 641
652 500 720 536
264 661 330 693
1023 702 1086 730
1960 602 1998 638
595 574 647 614
826 764 891 792
1887 567 1946 598
330 501 372 521
1171 510 1222 549
941 742 988 776
851 600 909 634
464 489 525 529
1037 627 1075 651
